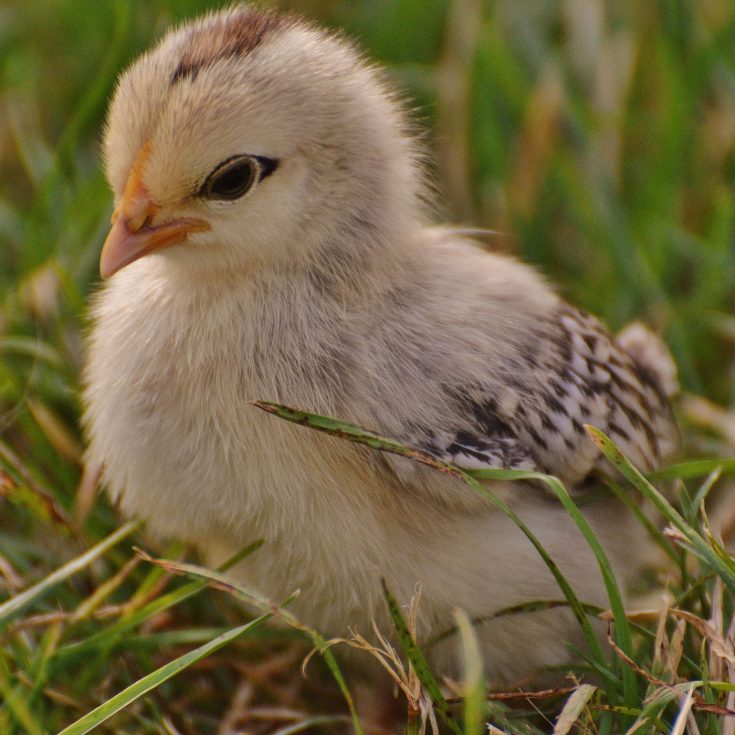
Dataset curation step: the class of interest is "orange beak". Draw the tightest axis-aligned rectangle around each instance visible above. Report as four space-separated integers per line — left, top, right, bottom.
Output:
100 145 210 279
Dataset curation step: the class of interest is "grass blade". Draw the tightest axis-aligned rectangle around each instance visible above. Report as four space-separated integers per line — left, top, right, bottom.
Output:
586 426 735 596
136 552 365 735
54 540 264 664
553 683 596 735
382 579 462 735
0 520 141 630
0 652 45 735
271 716 354 735
648 459 735 482
56 614 270 735
454 608 487 735
257 402 613 684
459 470 611 681
254 401 464 479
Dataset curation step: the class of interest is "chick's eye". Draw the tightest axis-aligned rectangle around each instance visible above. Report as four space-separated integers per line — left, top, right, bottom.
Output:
202 156 257 200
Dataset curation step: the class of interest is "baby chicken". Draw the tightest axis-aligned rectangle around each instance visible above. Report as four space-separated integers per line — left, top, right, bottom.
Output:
84 6 678 684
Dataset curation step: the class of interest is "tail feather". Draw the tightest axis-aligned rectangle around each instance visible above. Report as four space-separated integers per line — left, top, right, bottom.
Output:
617 322 679 399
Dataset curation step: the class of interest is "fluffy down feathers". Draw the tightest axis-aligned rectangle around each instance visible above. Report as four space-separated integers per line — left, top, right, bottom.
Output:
84 6 678 684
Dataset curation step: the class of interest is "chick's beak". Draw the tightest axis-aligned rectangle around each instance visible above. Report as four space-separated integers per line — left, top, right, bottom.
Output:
100 167 210 279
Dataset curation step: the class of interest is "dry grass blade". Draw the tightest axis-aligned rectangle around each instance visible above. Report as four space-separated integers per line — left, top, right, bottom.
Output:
322 619 439 735
445 684 579 705
381 579 453 734
670 684 696 735
669 608 735 669
607 622 735 719
270 715 355 735
71 555 141 623
553 683 596 735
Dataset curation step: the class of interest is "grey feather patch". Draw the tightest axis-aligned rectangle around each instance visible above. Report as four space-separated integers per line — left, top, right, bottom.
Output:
408 304 677 489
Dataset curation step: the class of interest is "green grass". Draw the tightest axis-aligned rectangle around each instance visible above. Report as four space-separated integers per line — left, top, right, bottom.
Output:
1 0 734 732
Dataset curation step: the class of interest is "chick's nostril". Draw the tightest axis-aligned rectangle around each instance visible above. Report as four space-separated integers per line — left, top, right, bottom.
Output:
125 206 157 233
131 216 152 231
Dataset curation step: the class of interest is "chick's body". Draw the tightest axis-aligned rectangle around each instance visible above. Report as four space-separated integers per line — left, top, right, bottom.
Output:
84 6 677 684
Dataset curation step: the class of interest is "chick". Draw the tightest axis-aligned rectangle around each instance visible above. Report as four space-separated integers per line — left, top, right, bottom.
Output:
83 5 678 684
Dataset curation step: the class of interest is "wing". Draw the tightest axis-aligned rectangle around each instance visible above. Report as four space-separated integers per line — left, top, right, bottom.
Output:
420 304 678 488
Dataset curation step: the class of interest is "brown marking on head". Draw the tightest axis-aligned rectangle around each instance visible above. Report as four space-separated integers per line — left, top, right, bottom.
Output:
171 8 290 85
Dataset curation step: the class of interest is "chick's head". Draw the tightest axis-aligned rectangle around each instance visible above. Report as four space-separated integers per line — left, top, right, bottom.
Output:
100 6 423 280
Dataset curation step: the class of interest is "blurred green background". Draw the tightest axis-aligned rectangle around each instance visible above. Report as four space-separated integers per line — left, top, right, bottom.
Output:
1 2 734 732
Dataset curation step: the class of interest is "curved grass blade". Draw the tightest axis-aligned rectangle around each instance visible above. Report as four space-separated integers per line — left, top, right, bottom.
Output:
56 614 270 735
690 469 723 525
553 684 597 735
254 401 620 698
54 540 264 665
0 520 141 631
459 471 612 682
254 401 464 479
648 458 735 482
466 467 636 707
272 716 354 735
255 402 614 688
428 599 605 649
587 426 735 596
137 552 365 735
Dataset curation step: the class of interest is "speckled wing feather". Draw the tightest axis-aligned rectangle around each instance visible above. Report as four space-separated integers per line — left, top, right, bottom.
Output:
422 304 678 487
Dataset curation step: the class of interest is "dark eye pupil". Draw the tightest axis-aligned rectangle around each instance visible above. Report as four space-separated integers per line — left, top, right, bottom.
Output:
206 160 255 199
